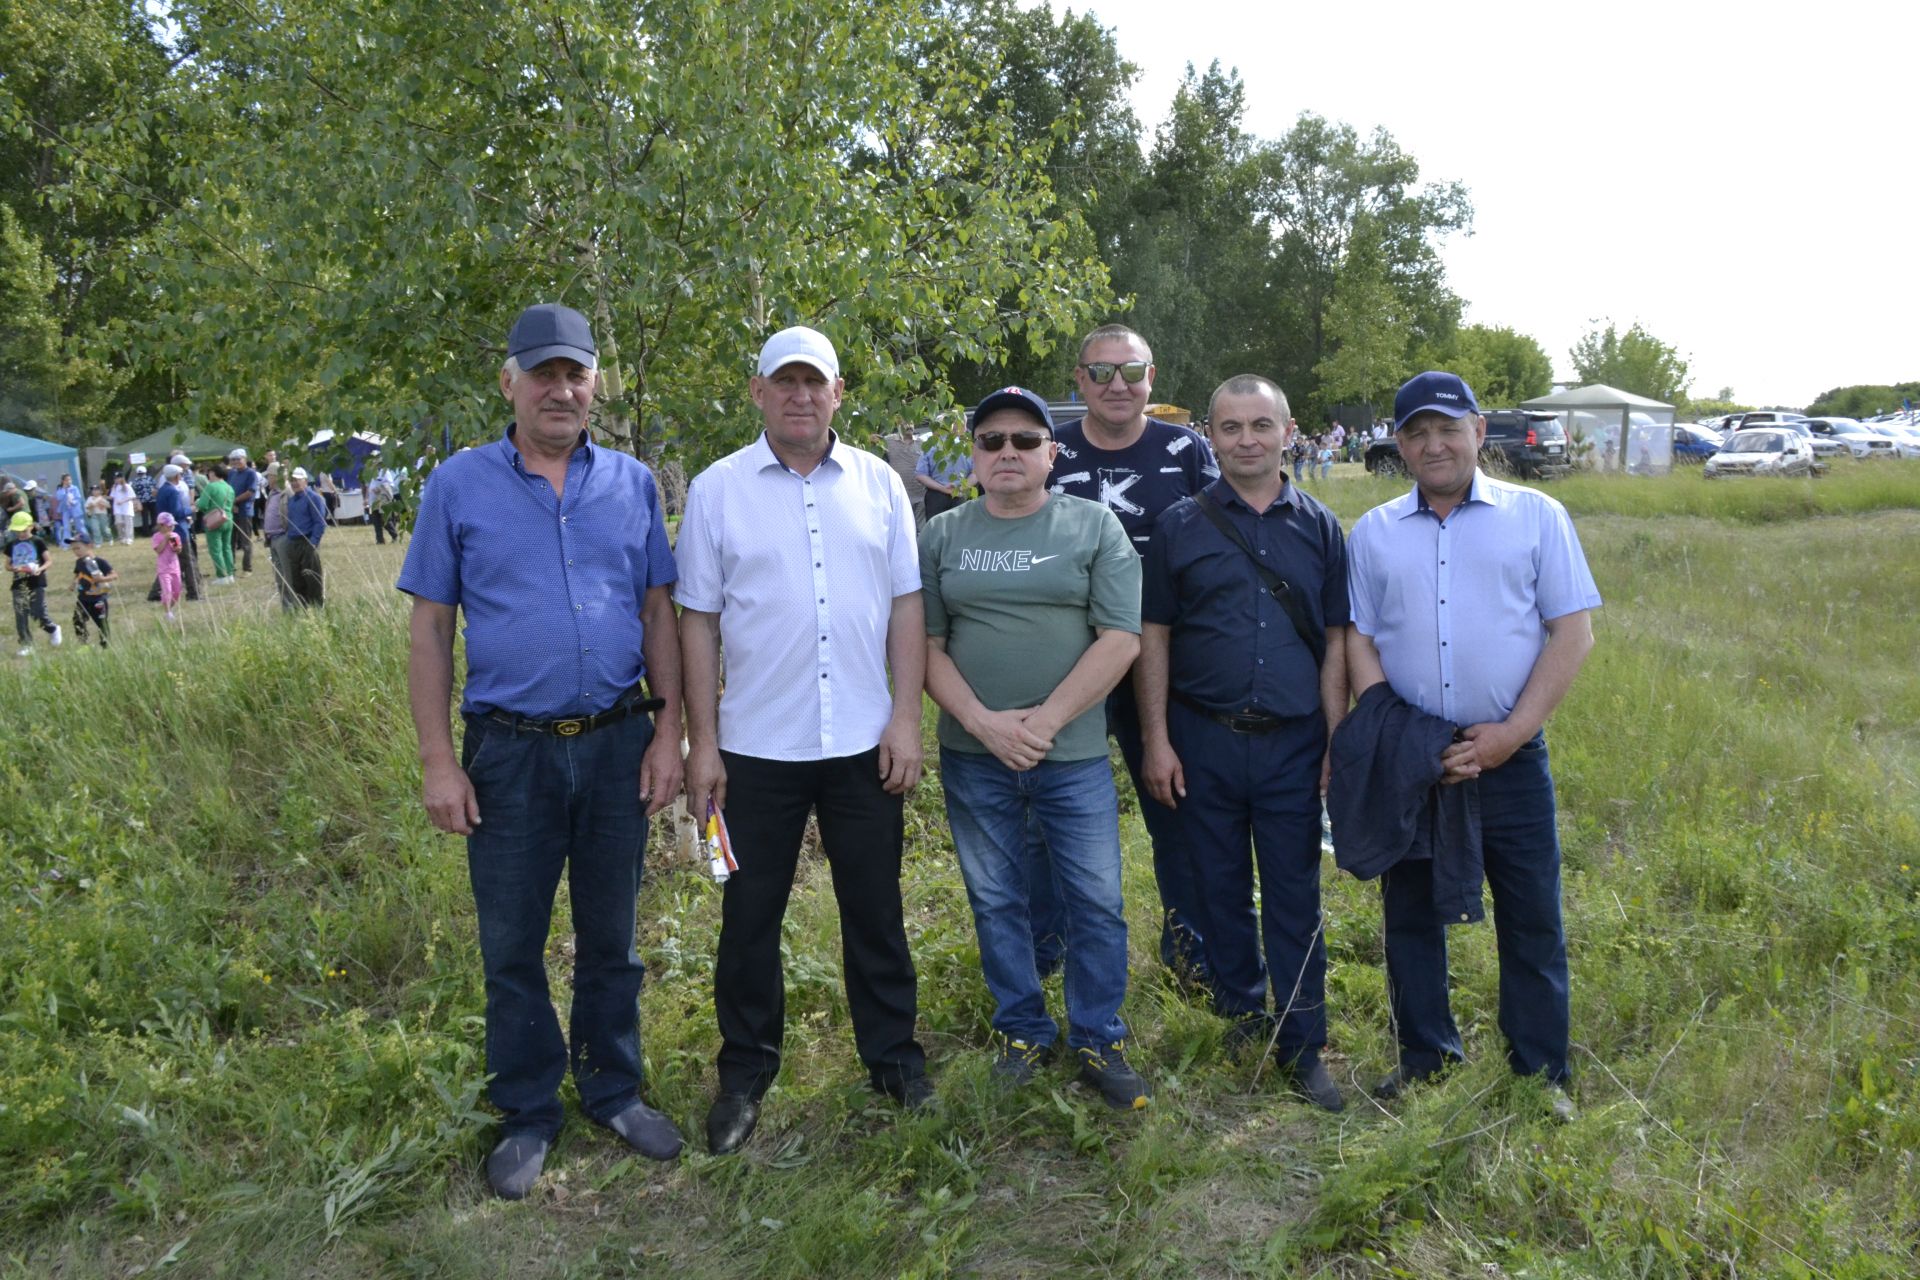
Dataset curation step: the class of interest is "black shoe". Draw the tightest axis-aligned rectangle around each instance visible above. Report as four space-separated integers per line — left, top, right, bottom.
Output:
992 1037 1055 1087
884 1074 937 1112
485 1132 550 1200
705 1092 760 1155
1284 1059 1346 1113
1076 1042 1151 1111
603 1099 684 1161
1372 1063 1443 1101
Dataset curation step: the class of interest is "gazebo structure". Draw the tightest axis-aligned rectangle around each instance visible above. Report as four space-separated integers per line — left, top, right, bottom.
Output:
0 428 82 490
1520 384 1676 473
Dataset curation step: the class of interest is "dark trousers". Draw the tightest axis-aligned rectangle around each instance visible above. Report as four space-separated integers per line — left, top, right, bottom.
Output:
232 517 253 573
463 711 657 1140
71 594 109 646
1028 679 1209 979
283 537 323 607
1381 734 1569 1083
1172 703 1328 1063
12 582 54 644
713 748 925 1097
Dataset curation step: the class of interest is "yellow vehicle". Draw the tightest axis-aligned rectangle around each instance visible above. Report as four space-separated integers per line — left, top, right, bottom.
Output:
1146 403 1192 425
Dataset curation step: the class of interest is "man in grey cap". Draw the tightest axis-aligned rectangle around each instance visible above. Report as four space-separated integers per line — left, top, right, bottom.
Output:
400 302 686 1198
226 448 260 575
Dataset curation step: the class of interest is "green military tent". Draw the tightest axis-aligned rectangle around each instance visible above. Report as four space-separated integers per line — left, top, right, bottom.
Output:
105 426 250 467
0 428 82 491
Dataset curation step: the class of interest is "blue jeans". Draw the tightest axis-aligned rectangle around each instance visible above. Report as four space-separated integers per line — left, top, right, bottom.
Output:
1381 733 1569 1083
463 709 656 1139
1027 680 1209 980
941 749 1130 1051
1172 703 1328 1064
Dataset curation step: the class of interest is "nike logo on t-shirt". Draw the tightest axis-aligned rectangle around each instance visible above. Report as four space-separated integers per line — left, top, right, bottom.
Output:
1031 555 1060 564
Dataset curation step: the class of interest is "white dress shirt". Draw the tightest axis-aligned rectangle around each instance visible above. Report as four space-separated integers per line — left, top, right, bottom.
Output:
675 432 921 761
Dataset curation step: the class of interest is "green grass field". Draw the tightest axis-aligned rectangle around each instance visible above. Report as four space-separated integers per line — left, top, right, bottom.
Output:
4 469 1918 1278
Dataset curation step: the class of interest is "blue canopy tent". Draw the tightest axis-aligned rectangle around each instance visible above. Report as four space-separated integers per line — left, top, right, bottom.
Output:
0 428 83 491
306 430 388 491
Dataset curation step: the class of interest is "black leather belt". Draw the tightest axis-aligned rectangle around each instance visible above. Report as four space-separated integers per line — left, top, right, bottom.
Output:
1172 689 1287 734
478 694 663 738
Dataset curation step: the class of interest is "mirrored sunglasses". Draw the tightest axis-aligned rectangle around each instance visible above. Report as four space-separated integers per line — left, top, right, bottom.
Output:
1079 360 1150 385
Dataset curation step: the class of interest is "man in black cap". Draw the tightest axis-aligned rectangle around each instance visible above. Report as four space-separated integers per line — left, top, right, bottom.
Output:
920 386 1152 1110
399 303 687 1198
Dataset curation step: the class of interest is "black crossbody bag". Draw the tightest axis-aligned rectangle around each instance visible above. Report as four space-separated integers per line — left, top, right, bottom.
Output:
1191 490 1326 667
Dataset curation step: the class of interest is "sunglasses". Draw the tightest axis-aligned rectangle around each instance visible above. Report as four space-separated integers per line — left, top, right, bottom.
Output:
972 430 1052 452
1079 360 1150 385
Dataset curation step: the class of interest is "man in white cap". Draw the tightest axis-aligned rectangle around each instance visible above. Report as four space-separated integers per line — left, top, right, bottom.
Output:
283 466 328 606
677 325 931 1154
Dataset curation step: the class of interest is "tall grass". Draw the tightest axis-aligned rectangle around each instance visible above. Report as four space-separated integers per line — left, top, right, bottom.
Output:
3 499 1917 1277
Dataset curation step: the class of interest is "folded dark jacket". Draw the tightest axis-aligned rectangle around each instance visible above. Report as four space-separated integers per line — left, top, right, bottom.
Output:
1327 681 1485 925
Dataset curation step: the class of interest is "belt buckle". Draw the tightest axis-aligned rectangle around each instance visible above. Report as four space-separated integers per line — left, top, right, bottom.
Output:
553 718 585 737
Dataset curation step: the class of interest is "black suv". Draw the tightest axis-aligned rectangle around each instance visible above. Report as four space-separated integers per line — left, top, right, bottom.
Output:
1364 410 1571 479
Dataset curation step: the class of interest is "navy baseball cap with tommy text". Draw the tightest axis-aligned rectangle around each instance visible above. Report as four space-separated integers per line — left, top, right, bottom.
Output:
970 386 1054 433
507 304 598 371
1394 371 1479 431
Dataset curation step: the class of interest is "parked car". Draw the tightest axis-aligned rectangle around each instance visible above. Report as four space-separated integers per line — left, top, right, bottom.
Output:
1703 429 1816 478
1866 421 1920 458
1805 417 1901 460
1734 411 1810 428
1671 424 1724 463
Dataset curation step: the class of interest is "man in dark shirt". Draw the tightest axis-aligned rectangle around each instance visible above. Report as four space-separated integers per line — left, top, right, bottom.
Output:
1038 323 1220 984
1135 375 1349 1110
225 448 260 575
283 468 328 607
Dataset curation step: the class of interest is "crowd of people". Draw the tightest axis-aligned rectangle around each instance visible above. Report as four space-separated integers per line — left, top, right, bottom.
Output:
402 304 1601 1201
3 446 346 654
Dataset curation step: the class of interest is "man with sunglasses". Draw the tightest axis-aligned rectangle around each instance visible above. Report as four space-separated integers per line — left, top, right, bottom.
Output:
922 385 1151 1109
1036 324 1220 987
1134 375 1350 1111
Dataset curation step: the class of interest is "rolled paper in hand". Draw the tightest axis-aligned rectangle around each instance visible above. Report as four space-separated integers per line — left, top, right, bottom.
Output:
705 800 739 883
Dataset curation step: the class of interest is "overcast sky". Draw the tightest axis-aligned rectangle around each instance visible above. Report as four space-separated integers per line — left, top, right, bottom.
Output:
1060 0 1915 409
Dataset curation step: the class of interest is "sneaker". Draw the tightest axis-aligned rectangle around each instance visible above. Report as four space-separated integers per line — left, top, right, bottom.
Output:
602 1099 684 1161
1546 1086 1577 1124
49 625 61 647
485 1132 550 1200
992 1037 1055 1087
1076 1042 1151 1111
15 646 29 657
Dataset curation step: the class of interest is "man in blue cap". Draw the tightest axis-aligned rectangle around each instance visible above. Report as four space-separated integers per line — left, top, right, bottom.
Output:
400 302 687 1197
1344 370 1600 1121
921 385 1153 1111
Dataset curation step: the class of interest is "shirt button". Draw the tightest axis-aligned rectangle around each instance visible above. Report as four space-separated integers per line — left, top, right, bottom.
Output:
1460 913 1470 922
575 604 582 611
567 559 573 566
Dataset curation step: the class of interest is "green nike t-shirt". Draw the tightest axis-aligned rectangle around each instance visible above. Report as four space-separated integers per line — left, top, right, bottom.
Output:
920 493 1141 761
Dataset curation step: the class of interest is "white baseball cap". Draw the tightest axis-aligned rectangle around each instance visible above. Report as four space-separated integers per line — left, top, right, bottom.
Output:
161 464 182 479
228 448 247 460
757 326 839 379
291 467 309 481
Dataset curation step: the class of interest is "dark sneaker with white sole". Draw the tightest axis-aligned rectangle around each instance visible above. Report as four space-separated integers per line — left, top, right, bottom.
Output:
1076 1041 1151 1110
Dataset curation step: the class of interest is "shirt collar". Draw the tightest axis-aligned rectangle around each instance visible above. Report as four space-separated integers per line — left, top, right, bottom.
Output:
501 423 592 475
1207 474 1303 515
1397 468 1497 520
752 429 842 475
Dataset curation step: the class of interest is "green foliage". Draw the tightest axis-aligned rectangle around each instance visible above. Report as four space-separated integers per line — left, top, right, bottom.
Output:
1432 322 1555 407
1679 395 1753 420
1569 319 1693 404
1804 381 1920 419
137 0 1110 467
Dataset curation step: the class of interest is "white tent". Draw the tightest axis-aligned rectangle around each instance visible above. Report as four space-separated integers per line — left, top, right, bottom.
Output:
1521 384 1676 472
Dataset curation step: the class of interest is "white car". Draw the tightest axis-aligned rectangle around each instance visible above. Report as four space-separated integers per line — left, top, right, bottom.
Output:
1863 421 1920 459
1703 429 1817 478
1805 417 1900 460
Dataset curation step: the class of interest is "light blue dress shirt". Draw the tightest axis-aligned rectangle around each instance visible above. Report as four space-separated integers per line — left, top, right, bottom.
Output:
1347 471 1601 727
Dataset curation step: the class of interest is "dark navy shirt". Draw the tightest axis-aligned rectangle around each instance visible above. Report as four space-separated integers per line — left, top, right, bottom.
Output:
1141 476 1349 718
286 487 328 544
397 426 677 718
227 466 261 517
1047 417 1218 556
154 482 194 544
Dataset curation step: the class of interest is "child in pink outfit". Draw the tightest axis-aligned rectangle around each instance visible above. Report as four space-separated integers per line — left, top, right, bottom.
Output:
152 512 184 617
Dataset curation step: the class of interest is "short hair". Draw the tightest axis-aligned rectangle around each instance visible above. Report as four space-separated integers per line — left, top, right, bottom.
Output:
1208 374 1290 425
1077 324 1153 363
502 354 525 384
